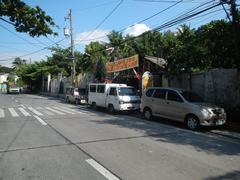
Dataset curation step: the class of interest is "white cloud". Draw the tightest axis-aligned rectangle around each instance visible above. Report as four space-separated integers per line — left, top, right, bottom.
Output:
123 23 151 37
75 29 110 45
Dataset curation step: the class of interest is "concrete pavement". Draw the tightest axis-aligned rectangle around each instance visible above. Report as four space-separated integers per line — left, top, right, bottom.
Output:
0 93 240 180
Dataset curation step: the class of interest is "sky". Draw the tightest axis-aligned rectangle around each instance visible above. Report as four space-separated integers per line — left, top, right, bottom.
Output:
0 0 231 67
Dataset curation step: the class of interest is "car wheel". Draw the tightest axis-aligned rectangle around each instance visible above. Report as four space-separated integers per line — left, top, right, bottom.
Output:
91 102 97 110
143 108 152 120
108 104 115 114
186 115 200 130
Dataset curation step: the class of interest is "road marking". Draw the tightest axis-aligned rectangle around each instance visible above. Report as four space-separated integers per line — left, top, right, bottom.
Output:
36 107 54 115
0 109 4 118
86 159 119 180
52 107 75 114
20 104 26 109
33 115 47 126
8 108 19 117
46 107 65 115
28 107 43 116
18 108 31 116
58 106 86 114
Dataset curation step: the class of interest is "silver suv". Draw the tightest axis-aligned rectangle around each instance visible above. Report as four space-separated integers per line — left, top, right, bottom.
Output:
140 87 226 130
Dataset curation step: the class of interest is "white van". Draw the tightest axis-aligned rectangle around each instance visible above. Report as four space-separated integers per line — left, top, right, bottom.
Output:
88 83 140 113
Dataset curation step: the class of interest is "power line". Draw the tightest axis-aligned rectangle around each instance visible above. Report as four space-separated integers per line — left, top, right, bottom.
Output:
83 0 223 55
75 0 213 44
75 0 124 45
0 23 43 49
75 0 183 44
73 0 120 12
0 37 68 62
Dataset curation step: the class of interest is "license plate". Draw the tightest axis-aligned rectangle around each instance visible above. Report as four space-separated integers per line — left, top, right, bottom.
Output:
216 120 224 125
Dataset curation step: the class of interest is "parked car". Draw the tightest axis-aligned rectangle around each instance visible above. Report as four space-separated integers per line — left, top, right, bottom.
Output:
65 87 87 105
140 87 226 130
7 84 20 94
88 83 140 113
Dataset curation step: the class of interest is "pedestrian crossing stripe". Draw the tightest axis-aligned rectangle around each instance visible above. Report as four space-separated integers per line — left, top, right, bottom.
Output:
45 107 65 115
0 106 87 118
28 107 43 116
0 108 4 118
9 108 19 117
18 107 31 116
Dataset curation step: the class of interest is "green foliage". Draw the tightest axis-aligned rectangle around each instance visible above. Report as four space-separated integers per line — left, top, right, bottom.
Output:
12 57 26 70
94 59 106 82
0 65 12 73
6 74 15 83
0 0 57 37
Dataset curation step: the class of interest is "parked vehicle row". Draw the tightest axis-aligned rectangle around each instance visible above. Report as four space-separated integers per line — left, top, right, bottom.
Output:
65 84 226 130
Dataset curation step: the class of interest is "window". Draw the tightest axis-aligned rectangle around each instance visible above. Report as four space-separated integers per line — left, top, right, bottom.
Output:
118 87 137 96
109 87 117 96
153 89 166 99
97 85 105 93
90 85 96 92
167 90 183 102
146 89 155 97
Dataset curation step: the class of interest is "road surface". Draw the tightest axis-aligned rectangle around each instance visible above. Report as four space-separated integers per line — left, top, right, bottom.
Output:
0 93 239 180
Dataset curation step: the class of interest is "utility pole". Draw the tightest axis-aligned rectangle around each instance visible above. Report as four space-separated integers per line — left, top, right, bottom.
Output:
64 9 75 86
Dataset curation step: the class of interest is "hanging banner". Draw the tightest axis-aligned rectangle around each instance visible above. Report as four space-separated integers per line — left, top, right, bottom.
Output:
106 55 139 73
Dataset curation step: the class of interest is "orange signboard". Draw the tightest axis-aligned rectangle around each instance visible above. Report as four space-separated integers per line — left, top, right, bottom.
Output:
106 55 139 73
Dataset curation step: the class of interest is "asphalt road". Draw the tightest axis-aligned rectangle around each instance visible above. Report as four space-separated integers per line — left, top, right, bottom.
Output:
0 93 240 180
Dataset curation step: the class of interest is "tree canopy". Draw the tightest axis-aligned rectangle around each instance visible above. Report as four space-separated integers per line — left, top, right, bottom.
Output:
0 0 57 37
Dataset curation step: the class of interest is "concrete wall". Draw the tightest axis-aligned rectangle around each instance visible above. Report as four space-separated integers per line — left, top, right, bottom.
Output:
163 69 240 109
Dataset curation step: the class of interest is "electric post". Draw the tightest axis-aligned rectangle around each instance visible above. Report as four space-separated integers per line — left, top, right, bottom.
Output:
64 9 75 86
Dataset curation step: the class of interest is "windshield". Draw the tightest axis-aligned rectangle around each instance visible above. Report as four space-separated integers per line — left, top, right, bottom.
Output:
118 87 137 96
180 91 204 102
10 85 18 88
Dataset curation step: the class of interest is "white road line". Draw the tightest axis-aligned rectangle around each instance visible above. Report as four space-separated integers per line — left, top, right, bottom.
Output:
36 107 54 115
33 115 47 126
8 108 19 117
52 107 75 114
28 107 43 116
0 109 4 118
46 107 65 115
20 104 26 109
18 108 31 116
86 159 119 180
57 106 86 114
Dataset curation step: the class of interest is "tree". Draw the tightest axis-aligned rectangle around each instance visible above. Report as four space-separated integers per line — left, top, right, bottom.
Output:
0 0 57 37
94 58 106 82
12 57 26 70
0 65 12 73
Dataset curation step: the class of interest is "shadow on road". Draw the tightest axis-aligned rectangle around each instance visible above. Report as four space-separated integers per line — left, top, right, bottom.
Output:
90 113 240 156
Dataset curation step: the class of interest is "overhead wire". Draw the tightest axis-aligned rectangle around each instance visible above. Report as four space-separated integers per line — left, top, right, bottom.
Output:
0 37 68 62
83 0 224 55
75 0 183 44
75 0 124 45
0 23 44 49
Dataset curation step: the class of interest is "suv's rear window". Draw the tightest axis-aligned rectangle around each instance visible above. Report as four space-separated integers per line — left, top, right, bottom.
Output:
146 89 154 97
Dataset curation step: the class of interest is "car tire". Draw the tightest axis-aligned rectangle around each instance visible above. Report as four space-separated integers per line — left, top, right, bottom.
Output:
186 115 200 131
143 108 152 121
108 104 115 114
91 102 97 110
